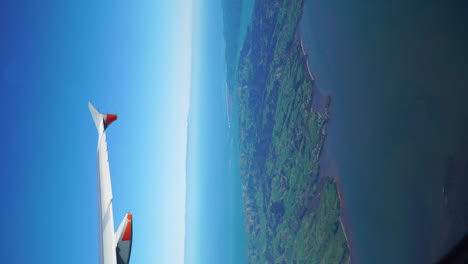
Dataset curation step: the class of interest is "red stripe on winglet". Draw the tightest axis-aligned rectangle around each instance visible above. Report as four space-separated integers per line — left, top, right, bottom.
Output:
127 213 132 220
105 114 118 127
122 220 132 241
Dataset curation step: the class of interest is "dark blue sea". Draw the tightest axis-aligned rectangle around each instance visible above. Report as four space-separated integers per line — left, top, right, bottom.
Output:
300 0 468 263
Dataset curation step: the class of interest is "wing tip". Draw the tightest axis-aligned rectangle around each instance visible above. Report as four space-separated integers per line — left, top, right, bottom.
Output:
88 102 118 131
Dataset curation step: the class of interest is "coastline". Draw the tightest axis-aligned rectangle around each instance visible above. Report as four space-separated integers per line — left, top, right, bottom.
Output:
296 8 354 263
233 0 354 261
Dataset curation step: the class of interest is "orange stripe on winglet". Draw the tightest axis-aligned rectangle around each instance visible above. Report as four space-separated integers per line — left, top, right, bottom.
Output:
122 220 132 241
127 213 132 221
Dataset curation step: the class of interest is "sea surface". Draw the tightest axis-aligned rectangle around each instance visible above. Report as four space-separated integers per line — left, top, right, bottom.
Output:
300 0 468 263
185 0 248 263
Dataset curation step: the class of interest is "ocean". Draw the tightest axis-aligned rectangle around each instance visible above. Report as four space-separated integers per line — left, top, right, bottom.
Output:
185 0 248 263
300 0 468 263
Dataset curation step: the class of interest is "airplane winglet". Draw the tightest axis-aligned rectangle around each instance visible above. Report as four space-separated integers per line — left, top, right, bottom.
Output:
88 102 118 132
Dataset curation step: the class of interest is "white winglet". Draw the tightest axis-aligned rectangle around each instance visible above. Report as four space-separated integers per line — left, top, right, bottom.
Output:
88 102 118 133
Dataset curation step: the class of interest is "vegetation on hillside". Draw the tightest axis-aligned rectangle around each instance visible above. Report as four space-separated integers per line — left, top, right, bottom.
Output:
223 0 349 263
231 0 350 262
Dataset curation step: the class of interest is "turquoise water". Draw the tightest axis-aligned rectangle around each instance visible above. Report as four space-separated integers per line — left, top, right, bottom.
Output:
300 0 468 263
185 0 248 263
237 0 255 58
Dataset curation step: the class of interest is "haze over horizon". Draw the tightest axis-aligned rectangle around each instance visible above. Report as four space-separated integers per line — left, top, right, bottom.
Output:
0 1 192 263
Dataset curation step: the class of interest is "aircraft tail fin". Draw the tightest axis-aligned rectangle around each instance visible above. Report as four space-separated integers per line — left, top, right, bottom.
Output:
88 102 118 132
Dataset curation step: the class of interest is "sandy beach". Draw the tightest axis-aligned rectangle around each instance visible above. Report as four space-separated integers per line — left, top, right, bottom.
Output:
296 10 355 263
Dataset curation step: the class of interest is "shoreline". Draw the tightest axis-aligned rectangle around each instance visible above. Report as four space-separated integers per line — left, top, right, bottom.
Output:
296 7 354 263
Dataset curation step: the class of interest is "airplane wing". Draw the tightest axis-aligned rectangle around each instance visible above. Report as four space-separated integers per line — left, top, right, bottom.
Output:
89 102 132 264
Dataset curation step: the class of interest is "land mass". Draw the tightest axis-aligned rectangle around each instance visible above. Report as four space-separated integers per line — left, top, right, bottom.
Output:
222 0 351 263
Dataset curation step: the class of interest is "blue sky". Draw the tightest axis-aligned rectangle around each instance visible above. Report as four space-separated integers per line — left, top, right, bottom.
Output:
0 0 191 263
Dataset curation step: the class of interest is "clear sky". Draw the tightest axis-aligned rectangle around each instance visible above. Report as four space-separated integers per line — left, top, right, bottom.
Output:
0 0 191 263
